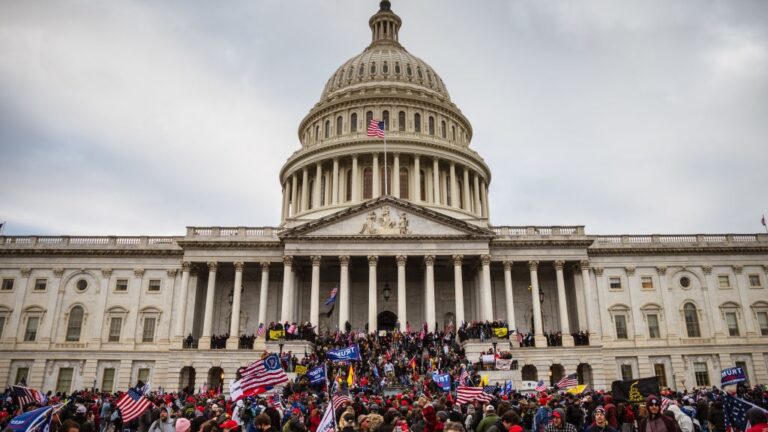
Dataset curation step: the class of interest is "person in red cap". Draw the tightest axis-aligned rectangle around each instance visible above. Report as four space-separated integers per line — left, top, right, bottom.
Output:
545 409 577 432
220 420 239 432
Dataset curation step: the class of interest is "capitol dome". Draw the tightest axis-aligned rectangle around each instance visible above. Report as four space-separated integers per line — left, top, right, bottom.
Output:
279 1 492 227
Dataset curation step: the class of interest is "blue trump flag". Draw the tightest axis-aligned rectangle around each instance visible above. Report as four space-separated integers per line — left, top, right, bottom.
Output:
308 365 326 384
327 344 361 362
432 373 451 391
7 405 54 432
721 367 747 387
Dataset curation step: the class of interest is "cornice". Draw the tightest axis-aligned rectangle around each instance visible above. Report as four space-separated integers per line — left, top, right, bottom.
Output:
587 245 768 256
491 239 595 249
0 249 183 257
175 240 283 250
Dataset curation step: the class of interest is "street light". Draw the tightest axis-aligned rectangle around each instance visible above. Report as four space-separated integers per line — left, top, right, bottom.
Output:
383 282 391 302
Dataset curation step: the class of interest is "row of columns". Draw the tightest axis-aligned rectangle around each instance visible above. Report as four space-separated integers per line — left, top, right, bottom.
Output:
280 153 490 220
180 258 592 348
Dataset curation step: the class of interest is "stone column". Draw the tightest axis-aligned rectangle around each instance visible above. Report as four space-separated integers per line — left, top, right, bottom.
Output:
473 174 481 215
555 260 573 346
39 268 64 345
372 153 380 198
339 256 350 330
625 266 645 341
701 266 724 338
393 153 400 198
314 162 322 208
368 255 378 333
656 266 678 341
175 262 191 342
432 158 440 204
332 158 340 205
351 155 359 202
425 255 436 331
257 262 270 328
227 262 244 349
503 261 516 330
733 265 757 336
594 267 614 342
397 255 407 328
481 180 490 218
453 255 465 326
310 256 321 329
529 260 546 346
290 173 299 216
280 183 288 221
449 162 457 208
301 167 309 212
280 256 293 323
199 262 218 348
480 255 494 321
579 261 596 336
462 167 471 212
413 156 421 202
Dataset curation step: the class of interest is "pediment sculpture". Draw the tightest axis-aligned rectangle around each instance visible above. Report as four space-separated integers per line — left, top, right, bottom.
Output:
359 206 410 235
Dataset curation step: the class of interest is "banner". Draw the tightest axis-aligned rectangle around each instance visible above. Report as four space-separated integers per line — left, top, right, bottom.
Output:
308 366 326 384
611 377 660 403
481 354 495 364
269 329 285 340
495 358 512 370
294 365 308 376
492 327 508 338
6 405 54 432
327 344 362 361
432 373 451 391
721 367 747 387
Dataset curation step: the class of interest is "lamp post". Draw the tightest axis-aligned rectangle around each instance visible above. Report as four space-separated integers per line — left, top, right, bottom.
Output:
383 282 391 302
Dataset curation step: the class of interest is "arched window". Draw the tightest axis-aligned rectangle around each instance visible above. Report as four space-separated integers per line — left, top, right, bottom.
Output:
66 305 84 342
441 120 446 138
336 116 343 136
350 113 358 133
406 64 412 76
399 167 409 199
395 62 401 74
452 125 456 141
414 113 421 132
345 170 353 201
315 125 319 142
363 168 373 199
428 116 435 135
684 303 701 337
380 166 391 195
324 120 330 139
358 63 365 76
398 111 406 131
370 62 376 74
382 61 389 74
419 169 426 201
366 111 373 128
347 67 353 80
417 67 423 79
382 110 389 130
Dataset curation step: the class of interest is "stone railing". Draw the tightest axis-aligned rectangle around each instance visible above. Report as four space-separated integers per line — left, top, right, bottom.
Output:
0 236 182 249
491 226 586 238
593 234 768 245
185 227 279 239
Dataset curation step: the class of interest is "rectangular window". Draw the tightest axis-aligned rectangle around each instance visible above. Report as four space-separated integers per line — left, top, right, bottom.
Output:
653 363 667 388
137 368 150 384
757 312 768 336
0 316 5 340
718 275 731 289
15 367 29 385
749 274 762 288
115 279 129 291
24 317 40 341
142 317 156 343
148 279 161 292
56 368 74 393
108 317 122 342
726 312 740 336
734 361 750 385
615 315 628 339
101 368 116 393
34 279 47 291
641 276 654 289
620 364 633 381
1 278 14 291
609 277 622 290
694 362 710 386
647 314 660 339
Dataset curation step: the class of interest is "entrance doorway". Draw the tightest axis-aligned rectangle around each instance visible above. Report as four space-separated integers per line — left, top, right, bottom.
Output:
377 311 398 331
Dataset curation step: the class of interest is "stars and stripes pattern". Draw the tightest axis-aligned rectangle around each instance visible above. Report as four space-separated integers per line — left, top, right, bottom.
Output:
325 287 338 306
331 392 352 411
257 323 266 338
10 385 44 407
660 397 673 413
557 373 578 389
115 387 152 423
456 386 494 405
241 354 289 393
367 119 385 138
724 392 767 432
459 369 471 386
534 380 548 392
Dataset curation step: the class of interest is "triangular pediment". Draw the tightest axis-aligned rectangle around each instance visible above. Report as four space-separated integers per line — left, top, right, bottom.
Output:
280 196 495 239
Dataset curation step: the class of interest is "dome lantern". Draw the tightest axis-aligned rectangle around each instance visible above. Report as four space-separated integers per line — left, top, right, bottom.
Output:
369 0 402 47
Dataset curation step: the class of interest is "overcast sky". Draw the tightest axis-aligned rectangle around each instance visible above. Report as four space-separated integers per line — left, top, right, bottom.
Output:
1 1 767 236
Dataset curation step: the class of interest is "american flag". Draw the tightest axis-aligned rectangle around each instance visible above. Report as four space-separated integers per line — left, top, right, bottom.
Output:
660 396 673 412
556 373 578 389
241 354 289 393
10 385 44 406
331 391 352 411
116 387 152 423
456 386 494 405
534 380 548 392
459 369 471 386
257 323 266 338
367 119 385 138
724 393 766 432
325 287 338 306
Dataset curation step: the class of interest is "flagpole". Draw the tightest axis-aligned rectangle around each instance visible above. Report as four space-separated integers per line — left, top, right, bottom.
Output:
383 124 388 195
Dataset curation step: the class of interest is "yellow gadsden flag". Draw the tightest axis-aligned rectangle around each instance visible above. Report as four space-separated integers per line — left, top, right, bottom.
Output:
269 329 285 340
567 385 588 395
347 365 355 387
479 374 489 387
493 327 508 338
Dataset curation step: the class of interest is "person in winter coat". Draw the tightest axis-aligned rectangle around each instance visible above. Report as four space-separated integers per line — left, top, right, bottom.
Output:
586 407 617 432
476 405 499 432
603 397 619 430
706 401 725 432
486 411 522 432
148 408 176 432
544 409 577 432
668 405 693 432
534 400 553 432
638 396 678 432
745 407 767 432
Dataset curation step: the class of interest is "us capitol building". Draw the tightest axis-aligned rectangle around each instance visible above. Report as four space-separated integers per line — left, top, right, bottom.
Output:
1 2 767 394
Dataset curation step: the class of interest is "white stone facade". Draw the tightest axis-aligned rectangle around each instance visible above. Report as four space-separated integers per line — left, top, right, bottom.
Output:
1 1 767 394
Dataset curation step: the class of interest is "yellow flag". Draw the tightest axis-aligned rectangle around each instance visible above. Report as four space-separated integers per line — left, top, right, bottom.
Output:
347 365 355 387
295 365 308 375
567 385 587 395
269 329 285 340
480 374 489 387
493 327 508 338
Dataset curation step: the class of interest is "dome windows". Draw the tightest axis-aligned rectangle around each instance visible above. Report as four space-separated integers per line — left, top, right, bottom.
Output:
370 62 376 74
428 116 435 135
350 113 358 133
366 111 373 127
382 61 389 74
441 120 446 139
382 110 390 129
324 120 330 139
414 113 421 132
336 116 343 136
406 64 412 77
395 62 401 74
359 63 365 77
347 67 354 80
417 67 423 79
398 111 405 131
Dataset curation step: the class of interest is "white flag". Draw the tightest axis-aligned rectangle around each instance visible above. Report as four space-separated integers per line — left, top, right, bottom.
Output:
317 403 336 432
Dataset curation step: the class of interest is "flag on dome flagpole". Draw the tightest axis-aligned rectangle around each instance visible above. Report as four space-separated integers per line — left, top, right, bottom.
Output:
367 119 388 194
557 373 578 389
762 214 767 233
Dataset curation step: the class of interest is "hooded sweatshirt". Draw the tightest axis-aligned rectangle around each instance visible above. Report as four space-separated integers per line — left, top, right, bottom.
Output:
668 406 693 432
